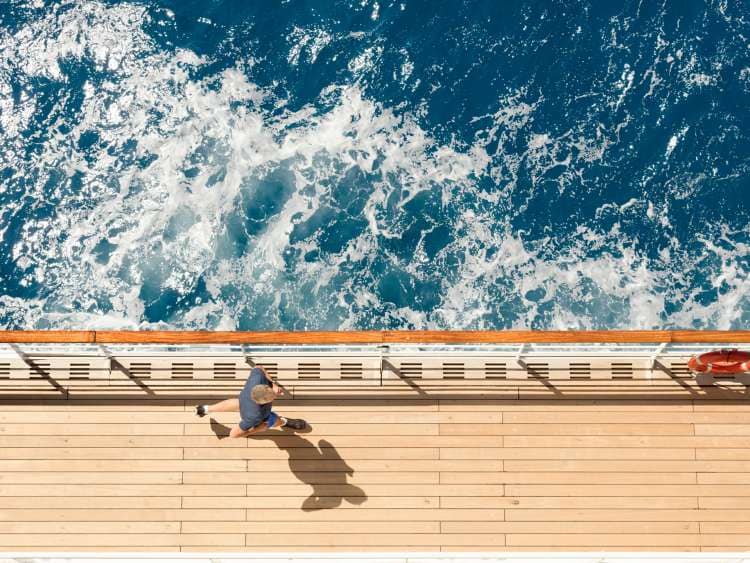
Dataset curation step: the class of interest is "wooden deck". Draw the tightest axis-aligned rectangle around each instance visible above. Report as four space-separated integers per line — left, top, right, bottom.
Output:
2 383 750 552
1 330 749 552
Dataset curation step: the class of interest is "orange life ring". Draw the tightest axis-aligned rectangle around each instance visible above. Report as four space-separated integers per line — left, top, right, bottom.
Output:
688 349 750 374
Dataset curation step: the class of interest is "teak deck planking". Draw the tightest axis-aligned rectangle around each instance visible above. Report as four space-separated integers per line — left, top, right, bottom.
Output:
0 394 749 551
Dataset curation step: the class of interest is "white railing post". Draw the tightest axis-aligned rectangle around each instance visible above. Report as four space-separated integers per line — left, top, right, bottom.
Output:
514 343 526 367
378 344 389 386
97 344 113 383
649 342 667 379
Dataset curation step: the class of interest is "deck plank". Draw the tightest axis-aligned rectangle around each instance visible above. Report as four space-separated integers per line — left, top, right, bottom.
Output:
0 390 746 551
184 496 440 509
0 509 246 521
441 497 699 509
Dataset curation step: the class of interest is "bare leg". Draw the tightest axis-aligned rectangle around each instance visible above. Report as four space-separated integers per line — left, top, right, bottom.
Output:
207 398 240 413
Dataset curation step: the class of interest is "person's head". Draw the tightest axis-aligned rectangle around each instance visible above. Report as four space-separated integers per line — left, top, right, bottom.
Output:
251 384 276 405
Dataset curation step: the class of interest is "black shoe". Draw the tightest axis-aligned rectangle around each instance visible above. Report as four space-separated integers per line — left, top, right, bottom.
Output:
195 405 207 417
283 418 307 430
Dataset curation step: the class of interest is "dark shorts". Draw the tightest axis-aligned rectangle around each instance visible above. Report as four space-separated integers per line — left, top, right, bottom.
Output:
265 411 280 428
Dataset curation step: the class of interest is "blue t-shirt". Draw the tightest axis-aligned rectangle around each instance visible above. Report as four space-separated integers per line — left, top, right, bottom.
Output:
238 367 273 431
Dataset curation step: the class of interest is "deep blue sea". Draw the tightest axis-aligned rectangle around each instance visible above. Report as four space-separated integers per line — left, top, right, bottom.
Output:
0 0 749 330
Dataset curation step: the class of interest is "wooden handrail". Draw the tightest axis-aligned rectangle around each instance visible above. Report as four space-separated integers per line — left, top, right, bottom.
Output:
0 331 96 343
0 330 749 344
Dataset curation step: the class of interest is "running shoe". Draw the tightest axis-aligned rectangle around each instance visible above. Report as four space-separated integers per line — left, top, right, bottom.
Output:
283 418 307 430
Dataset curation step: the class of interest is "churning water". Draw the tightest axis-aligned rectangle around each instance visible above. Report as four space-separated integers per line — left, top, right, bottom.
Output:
0 0 749 330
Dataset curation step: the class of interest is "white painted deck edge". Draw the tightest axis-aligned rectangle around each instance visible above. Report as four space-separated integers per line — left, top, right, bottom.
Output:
1 552 749 562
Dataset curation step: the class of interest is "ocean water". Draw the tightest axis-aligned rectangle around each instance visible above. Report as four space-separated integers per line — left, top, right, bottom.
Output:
0 0 749 331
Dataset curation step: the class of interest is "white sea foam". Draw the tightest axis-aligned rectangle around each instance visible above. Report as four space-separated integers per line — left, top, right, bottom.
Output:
287 26 332 66
348 45 383 76
0 0 747 330
665 126 689 157
431 221 667 330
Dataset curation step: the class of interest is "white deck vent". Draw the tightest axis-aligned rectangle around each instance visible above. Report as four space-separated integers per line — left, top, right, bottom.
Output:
129 362 151 379
442 362 465 379
569 361 591 379
171 362 194 379
298 362 321 379
400 362 423 379
340 362 363 379
484 362 507 379
611 361 634 378
213 362 237 379
69 362 90 380
525 362 549 378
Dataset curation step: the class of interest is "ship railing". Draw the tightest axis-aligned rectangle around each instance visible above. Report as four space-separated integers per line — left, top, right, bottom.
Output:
0 340 742 359
0 334 748 388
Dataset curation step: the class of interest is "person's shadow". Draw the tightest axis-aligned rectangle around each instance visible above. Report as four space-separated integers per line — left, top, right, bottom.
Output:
210 418 367 511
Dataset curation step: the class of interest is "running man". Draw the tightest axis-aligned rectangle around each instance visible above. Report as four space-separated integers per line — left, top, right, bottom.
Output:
195 364 306 437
